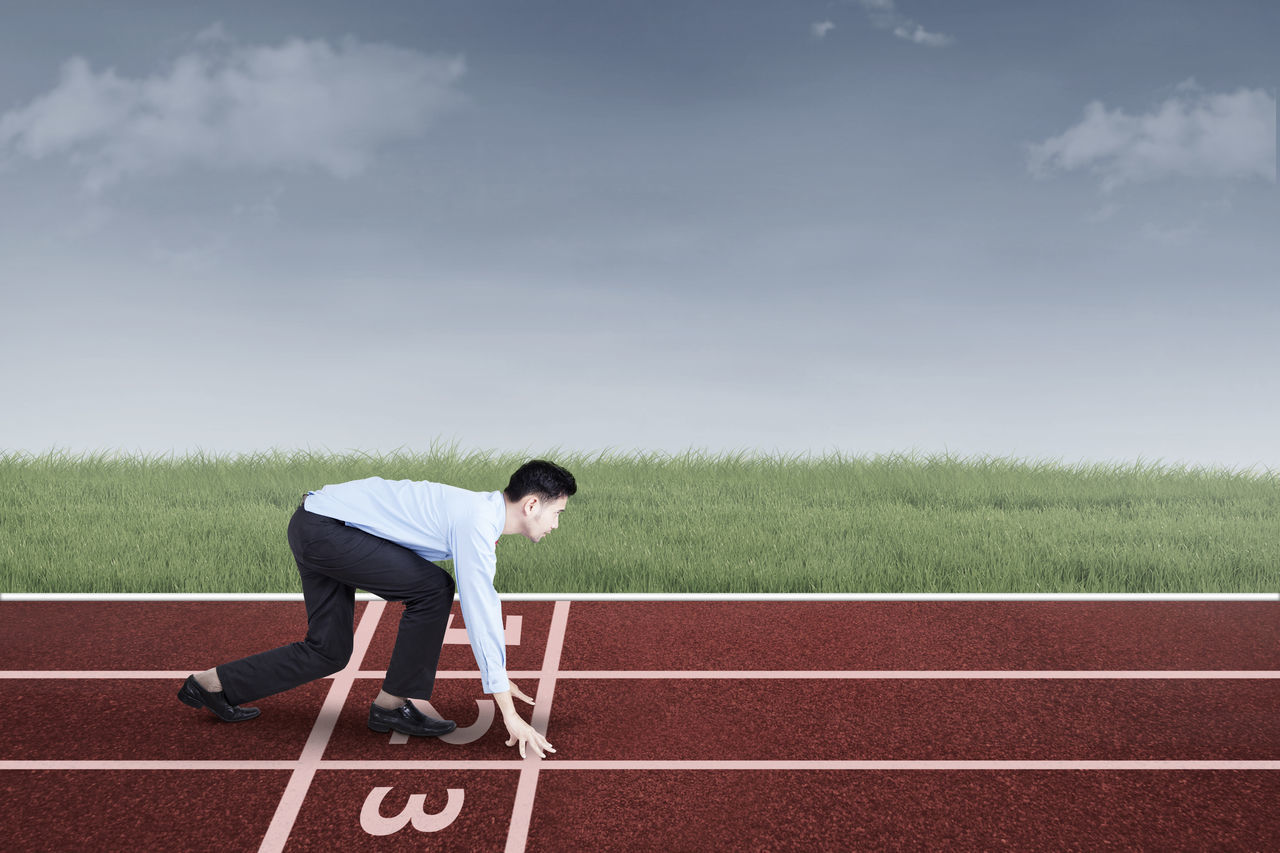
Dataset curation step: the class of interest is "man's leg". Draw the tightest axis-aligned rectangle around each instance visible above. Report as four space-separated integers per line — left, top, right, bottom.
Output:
350 547 457 737
272 509 459 736
230 506 457 704
212 506 357 706
298 526 456 703
183 503 456 736
379 559 456 702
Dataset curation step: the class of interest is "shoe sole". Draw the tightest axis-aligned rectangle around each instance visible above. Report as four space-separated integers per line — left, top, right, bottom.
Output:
368 720 457 737
177 682 260 722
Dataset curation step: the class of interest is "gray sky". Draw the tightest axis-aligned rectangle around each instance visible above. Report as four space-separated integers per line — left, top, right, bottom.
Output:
1 0 1276 469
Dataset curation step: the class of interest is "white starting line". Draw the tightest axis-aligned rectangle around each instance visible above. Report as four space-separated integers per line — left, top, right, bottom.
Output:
4 759 1279 772
4 669 1279 679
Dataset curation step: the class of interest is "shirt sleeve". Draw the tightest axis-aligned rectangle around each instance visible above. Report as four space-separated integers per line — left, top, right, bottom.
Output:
450 510 509 694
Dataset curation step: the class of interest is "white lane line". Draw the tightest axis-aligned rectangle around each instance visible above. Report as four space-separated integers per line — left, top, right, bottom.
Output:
546 670 1280 680
7 670 1279 680
4 593 1277 601
506 600 571 853
358 670 545 679
524 760 1280 771
530 603 571 739
0 671 222 679
318 760 1280 771
257 599 385 853
5 759 1277 772
0 761 306 770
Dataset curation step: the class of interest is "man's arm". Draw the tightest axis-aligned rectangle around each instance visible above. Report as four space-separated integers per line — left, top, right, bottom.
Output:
451 513 554 758
451 521 509 694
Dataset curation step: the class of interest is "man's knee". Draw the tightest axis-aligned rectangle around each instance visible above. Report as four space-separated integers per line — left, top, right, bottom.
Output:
404 572 454 613
305 636 353 674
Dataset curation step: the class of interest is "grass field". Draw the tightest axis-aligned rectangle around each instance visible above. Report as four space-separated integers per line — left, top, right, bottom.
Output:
1 446 1276 594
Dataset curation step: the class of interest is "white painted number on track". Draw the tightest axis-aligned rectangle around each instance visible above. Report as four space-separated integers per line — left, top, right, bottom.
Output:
359 786 464 835
445 613 522 645
389 699 496 745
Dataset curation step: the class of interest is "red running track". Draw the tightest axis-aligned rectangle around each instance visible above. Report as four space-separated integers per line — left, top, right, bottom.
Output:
1 598 1277 851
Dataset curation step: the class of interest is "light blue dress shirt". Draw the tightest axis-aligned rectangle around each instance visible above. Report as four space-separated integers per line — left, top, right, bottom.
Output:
303 476 510 694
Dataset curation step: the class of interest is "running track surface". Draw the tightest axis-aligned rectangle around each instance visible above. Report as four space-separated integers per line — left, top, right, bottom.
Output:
1 599 1278 851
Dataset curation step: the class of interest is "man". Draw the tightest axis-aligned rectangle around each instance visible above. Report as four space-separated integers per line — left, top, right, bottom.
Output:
177 458 575 759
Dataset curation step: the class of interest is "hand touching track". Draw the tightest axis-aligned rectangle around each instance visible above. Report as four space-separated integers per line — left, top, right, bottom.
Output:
494 681 556 758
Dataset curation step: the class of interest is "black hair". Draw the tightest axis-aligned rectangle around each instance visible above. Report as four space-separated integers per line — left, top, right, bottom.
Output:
504 459 577 504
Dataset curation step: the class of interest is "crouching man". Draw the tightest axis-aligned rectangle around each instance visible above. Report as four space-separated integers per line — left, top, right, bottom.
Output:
179 458 575 759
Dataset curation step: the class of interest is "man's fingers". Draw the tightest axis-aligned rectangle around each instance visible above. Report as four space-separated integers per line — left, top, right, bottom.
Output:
506 720 554 758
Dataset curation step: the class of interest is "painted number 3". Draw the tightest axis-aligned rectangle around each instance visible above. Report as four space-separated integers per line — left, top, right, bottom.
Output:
360 786 465 835
358 613 521 835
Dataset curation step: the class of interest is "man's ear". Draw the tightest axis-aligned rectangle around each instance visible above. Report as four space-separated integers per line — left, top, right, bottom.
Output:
523 495 540 515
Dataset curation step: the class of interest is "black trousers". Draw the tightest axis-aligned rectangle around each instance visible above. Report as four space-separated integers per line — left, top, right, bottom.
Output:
216 504 456 706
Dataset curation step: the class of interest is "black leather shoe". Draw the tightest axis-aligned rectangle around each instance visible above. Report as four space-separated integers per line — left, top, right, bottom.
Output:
177 675 260 722
368 701 457 737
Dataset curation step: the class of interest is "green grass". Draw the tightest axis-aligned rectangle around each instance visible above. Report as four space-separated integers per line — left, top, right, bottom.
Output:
2 446 1277 593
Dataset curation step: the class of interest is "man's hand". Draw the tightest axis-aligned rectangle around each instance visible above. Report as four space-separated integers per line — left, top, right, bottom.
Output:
503 714 554 758
492 681 555 758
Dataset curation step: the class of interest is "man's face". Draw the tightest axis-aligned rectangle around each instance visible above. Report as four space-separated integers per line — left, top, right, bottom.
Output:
524 495 568 543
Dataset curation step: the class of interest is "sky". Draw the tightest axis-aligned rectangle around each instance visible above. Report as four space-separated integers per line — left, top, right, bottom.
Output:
1 0 1276 470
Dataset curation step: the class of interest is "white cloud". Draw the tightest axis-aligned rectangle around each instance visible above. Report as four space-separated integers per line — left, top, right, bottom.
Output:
812 21 836 40
892 24 953 47
1028 82 1276 191
855 0 953 47
0 28 465 191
